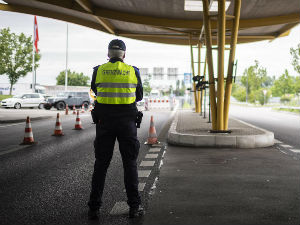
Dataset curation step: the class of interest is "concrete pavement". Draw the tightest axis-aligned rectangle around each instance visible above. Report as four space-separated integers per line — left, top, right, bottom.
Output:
143 144 300 225
141 109 299 225
168 110 274 148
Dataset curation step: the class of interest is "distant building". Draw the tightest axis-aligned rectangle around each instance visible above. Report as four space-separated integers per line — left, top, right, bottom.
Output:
167 68 178 80
138 67 188 92
139 68 150 78
153 67 164 80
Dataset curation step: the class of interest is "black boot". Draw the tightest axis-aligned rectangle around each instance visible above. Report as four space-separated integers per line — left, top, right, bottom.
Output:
129 206 144 218
88 209 99 220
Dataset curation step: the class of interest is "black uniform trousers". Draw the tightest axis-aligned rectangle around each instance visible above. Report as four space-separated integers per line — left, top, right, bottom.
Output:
88 115 141 210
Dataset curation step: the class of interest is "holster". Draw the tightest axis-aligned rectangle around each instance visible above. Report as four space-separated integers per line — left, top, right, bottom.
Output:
91 108 98 124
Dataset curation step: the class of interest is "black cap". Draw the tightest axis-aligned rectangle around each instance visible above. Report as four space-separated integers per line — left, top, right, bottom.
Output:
108 39 126 51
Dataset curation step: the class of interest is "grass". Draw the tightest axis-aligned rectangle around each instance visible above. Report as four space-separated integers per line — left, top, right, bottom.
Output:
182 101 191 109
273 108 300 113
0 95 12 101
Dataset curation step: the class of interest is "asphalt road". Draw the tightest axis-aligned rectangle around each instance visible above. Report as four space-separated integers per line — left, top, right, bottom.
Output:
230 104 300 149
0 109 174 225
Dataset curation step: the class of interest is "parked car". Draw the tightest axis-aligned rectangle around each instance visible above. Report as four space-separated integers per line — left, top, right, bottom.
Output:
44 91 90 110
1 93 46 109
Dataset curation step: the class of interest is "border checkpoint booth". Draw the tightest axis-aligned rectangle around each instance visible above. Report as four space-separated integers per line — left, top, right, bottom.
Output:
1 0 299 131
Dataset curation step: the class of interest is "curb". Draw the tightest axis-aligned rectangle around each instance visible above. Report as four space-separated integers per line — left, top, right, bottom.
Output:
167 112 274 148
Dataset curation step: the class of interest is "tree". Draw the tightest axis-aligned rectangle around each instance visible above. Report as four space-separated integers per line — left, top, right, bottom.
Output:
143 76 152 96
240 60 271 103
271 69 295 97
290 43 300 75
294 76 300 95
0 28 41 95
56 70 90 86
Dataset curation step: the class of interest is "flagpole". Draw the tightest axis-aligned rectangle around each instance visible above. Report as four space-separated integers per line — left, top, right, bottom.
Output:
32 16 35 92
65 23 68 91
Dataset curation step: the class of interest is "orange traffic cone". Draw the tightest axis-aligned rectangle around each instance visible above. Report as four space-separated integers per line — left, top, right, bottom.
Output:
74 110 83 130
21 116 36 145
65 104 69 115
89 103 93 112
72 105 76 114
81 104 85 113
145 115 158 145
52 113 64 136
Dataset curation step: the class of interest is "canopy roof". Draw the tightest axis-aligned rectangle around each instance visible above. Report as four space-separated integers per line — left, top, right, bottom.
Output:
1 0 299 45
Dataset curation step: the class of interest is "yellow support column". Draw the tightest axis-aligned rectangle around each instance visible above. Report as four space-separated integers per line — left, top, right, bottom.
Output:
190 36 198 113
224 0 241 130
217 0 226 130
202 0 217 130
197 42 201 113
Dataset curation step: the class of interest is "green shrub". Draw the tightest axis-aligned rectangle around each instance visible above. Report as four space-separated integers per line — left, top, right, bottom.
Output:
232 85 246 102
0 95 12 101
280 95 292 103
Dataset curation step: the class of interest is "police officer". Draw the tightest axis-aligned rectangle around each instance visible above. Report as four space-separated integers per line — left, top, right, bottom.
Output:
88 39 144 220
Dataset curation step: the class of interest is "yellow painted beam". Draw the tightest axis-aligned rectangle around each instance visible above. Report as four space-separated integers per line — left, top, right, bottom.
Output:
74 0 115 34
202 0 217 130
120 35 274 45
224 0 241 130
94 8 300 30
216 0 226 131
0 3 106 32
190 36 198 113
23 0 300 29
275 22 299 38
197 43 202 113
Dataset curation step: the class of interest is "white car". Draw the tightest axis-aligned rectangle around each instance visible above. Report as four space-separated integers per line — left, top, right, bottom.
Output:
1 93 46 109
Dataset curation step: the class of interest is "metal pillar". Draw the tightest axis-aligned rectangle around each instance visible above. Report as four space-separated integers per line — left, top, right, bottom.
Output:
190 35 198 113
203 55 207 118
217 0 226 130
224 0 241 130
197 42 201 113
202 0 217 130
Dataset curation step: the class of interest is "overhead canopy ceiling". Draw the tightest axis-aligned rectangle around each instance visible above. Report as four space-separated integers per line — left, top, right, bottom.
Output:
0 0 299 45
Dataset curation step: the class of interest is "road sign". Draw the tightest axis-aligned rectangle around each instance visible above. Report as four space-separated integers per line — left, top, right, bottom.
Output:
184 73 192 85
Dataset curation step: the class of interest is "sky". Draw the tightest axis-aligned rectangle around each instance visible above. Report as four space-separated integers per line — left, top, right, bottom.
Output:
0 9 299 86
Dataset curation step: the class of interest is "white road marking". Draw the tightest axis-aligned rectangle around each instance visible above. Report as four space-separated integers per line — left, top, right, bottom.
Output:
149 148 160 153
290 149 300 153
280 144 293 148
279 150 287 155
0 145 27 156
138 170 151 178
140 161 155 167
123 183 146 193
110 201 129 215
0 122 24 128
145 154 158 159
139 183 146 191
274 139 282 144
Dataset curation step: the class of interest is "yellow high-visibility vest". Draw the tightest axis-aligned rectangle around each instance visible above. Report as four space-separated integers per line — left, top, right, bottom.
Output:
95 61 137 104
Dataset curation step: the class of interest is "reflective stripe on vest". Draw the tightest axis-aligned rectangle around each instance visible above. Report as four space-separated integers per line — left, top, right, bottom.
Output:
96 83 137 88
95 61 137 104
97 92 135 98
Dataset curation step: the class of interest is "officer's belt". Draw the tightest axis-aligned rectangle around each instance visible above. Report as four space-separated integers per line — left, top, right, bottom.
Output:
97 92 136 97
96 83 137 88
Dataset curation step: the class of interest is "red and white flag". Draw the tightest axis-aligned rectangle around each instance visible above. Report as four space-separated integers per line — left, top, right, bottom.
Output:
34 16 39 53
